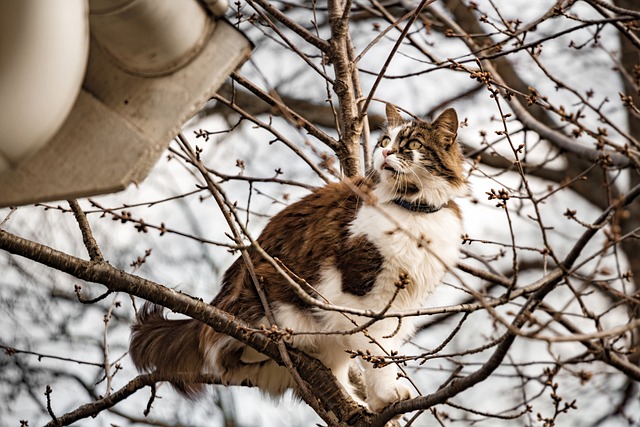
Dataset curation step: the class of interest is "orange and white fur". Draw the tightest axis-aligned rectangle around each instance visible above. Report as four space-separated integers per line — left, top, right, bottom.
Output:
130 104 466 412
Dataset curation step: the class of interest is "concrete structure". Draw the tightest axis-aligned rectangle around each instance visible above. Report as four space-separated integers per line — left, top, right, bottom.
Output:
0 0 251 207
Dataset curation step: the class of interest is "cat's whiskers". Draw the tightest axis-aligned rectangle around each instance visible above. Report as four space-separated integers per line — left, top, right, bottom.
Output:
389 170 403 202
364 168 379 183
406 167 427 202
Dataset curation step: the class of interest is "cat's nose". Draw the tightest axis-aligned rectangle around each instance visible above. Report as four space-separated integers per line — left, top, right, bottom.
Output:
382 149 390 159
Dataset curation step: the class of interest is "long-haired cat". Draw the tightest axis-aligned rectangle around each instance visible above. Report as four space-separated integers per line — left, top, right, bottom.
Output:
130 104 467 412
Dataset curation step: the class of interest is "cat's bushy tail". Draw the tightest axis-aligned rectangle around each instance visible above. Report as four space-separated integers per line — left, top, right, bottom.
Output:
131 303 299 398
129 303 208 397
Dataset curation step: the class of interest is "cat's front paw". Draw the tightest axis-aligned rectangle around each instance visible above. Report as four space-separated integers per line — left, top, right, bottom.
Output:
367 382 413 413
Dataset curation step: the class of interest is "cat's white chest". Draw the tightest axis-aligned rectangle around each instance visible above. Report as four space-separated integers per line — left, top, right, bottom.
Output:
350 203 462 308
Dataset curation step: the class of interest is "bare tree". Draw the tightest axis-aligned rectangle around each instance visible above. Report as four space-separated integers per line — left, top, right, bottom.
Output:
1 0 640 426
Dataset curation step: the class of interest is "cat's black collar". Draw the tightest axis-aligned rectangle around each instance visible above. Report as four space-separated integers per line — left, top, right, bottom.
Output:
392 198 443 214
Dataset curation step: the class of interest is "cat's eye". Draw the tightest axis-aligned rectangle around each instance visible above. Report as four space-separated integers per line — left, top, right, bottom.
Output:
408 140 422 150
380 136 391 148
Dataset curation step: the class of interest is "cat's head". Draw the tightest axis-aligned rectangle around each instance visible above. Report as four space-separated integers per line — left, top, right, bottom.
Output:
372 104 467 207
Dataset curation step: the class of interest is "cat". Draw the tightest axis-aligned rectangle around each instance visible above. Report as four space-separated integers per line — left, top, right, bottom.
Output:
129 103 467 413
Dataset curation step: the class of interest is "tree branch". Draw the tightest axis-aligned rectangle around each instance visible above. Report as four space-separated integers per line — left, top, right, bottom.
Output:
68 199 103 262
230 72 340 151
428 4 633 169
372 181 640 426
328 0 363 177
246 0 331 53
0 229 370 426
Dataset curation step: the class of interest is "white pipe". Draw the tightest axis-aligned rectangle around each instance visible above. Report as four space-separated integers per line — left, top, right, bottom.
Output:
88 0 213 77
202 0 229 17
0 0 89 173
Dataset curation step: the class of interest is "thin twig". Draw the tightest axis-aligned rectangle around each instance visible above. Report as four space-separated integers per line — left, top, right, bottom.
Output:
68 200 103 262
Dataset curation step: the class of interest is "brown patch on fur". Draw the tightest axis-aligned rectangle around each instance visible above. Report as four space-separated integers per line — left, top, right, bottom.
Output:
336 235 384 296
130 303 208 397
212 257 264 324
213 179 375 315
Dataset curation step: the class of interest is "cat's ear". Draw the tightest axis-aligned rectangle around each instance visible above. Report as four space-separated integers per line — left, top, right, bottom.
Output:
432 108 458 135
432 108 458 149
385 103 404 126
